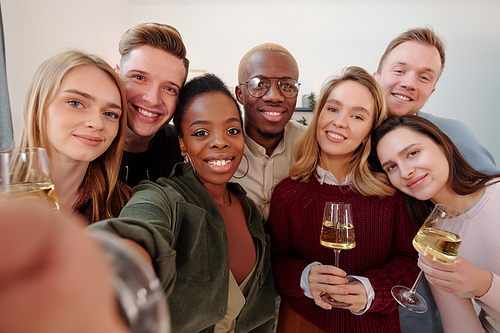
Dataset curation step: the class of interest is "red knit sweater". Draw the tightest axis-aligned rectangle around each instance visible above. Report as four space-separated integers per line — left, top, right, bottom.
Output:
269 177 420 333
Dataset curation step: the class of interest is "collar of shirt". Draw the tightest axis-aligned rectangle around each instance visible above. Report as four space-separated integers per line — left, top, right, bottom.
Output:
242 121 286 158
316 165 351 186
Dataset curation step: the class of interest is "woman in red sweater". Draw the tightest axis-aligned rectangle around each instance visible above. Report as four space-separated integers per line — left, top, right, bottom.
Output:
268 66 420 333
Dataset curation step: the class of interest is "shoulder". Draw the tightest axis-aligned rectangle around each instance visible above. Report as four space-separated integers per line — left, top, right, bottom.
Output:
132 179 179 201
485 179 500 198
285 119 307 134
382 190 406 208
283 120 307 148
418 111 472 134
272 177 316 201
356 189 406 213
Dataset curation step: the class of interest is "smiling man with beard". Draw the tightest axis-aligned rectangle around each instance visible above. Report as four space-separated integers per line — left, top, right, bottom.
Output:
116 22 189 187
234 43 306 221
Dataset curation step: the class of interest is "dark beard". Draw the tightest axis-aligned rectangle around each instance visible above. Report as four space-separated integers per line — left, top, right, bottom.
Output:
257 128 284 140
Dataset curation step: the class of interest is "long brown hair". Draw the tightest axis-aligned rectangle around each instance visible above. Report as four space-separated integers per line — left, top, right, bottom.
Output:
370 115 500 226
290 66 394 197
19 50 131 222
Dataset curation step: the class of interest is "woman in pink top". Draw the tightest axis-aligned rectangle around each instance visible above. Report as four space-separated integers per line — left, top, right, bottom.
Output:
372 115 500 333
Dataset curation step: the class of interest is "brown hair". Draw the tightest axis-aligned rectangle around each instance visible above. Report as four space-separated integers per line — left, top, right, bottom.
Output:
238 43 299 83
290 66 394 197
119 22 189 83
19 49 130 222
377 26 446 78
370 115 500 226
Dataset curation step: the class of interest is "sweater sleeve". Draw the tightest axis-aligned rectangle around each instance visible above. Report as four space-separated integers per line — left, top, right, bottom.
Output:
269 179 311 297
476 273 500 319
89 181 178 297
431 272 500 333
362 193 421 314
429 282 484 332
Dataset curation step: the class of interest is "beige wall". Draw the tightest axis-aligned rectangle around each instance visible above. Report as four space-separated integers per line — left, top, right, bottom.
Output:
2 0 500 161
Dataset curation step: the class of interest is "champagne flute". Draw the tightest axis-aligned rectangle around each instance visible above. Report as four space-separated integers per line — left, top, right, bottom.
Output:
392 203 469 313
319 202 356 307
0 147 59 210
88 230 171 333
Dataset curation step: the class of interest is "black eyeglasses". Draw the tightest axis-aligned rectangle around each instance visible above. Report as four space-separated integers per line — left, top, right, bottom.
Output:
240 76 301 99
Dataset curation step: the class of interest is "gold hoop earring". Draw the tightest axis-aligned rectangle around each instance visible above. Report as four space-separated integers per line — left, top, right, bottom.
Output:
232 154 249 179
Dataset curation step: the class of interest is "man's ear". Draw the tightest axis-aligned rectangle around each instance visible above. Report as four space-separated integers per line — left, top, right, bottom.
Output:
235 85 243 104
114 64 120 73
372 72 380 81
178 137 186 156
430 86 436 97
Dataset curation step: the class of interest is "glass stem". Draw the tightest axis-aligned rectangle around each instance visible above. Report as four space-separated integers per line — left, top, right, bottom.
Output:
334 249 341 267
408 270 425 295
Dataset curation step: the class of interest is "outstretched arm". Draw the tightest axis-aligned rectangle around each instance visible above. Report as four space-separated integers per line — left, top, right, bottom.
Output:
0 199 129 333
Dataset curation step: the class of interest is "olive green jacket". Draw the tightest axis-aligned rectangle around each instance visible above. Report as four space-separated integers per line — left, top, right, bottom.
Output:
91 162 275 332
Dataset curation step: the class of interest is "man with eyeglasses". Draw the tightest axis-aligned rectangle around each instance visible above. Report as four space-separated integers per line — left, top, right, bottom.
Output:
234 43 306 222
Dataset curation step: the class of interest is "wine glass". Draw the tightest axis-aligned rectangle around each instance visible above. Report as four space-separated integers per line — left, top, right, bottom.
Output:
392 203 469 313
0 147 59 210
319 202 356 307
88 230 171 333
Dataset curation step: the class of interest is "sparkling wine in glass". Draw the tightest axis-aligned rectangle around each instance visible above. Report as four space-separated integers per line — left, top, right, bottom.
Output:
392 203 469 313
0 147 59 210
319 202 356 307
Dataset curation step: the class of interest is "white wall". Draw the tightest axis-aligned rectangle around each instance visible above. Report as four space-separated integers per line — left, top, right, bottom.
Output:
2 0 500 161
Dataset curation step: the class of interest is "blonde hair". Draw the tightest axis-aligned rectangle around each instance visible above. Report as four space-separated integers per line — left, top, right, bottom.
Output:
377 26 446 78
238 43 299 83
290 66 395 197
119 22 189 83
19 49 130 222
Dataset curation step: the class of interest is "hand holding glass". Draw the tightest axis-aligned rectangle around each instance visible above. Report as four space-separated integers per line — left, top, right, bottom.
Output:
392 204 469 313
0 147 59 210
319 202 356 308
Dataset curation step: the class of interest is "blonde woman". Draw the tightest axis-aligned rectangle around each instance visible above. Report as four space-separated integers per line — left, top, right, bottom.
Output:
20 50 131 223
269 66 419 333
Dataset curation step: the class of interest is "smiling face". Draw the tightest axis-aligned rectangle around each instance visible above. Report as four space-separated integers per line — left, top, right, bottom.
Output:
118 45 186 139
45 65 122 165
235 50 298 142
374 41 442 116
376 127 452 202
316 80 374 170
178 92 244 188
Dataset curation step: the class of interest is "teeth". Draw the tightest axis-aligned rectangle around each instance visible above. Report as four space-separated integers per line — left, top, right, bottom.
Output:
264 111 282 116
327 132 345 140
137 108 159 118
393 94 411 101
208 159 231 167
